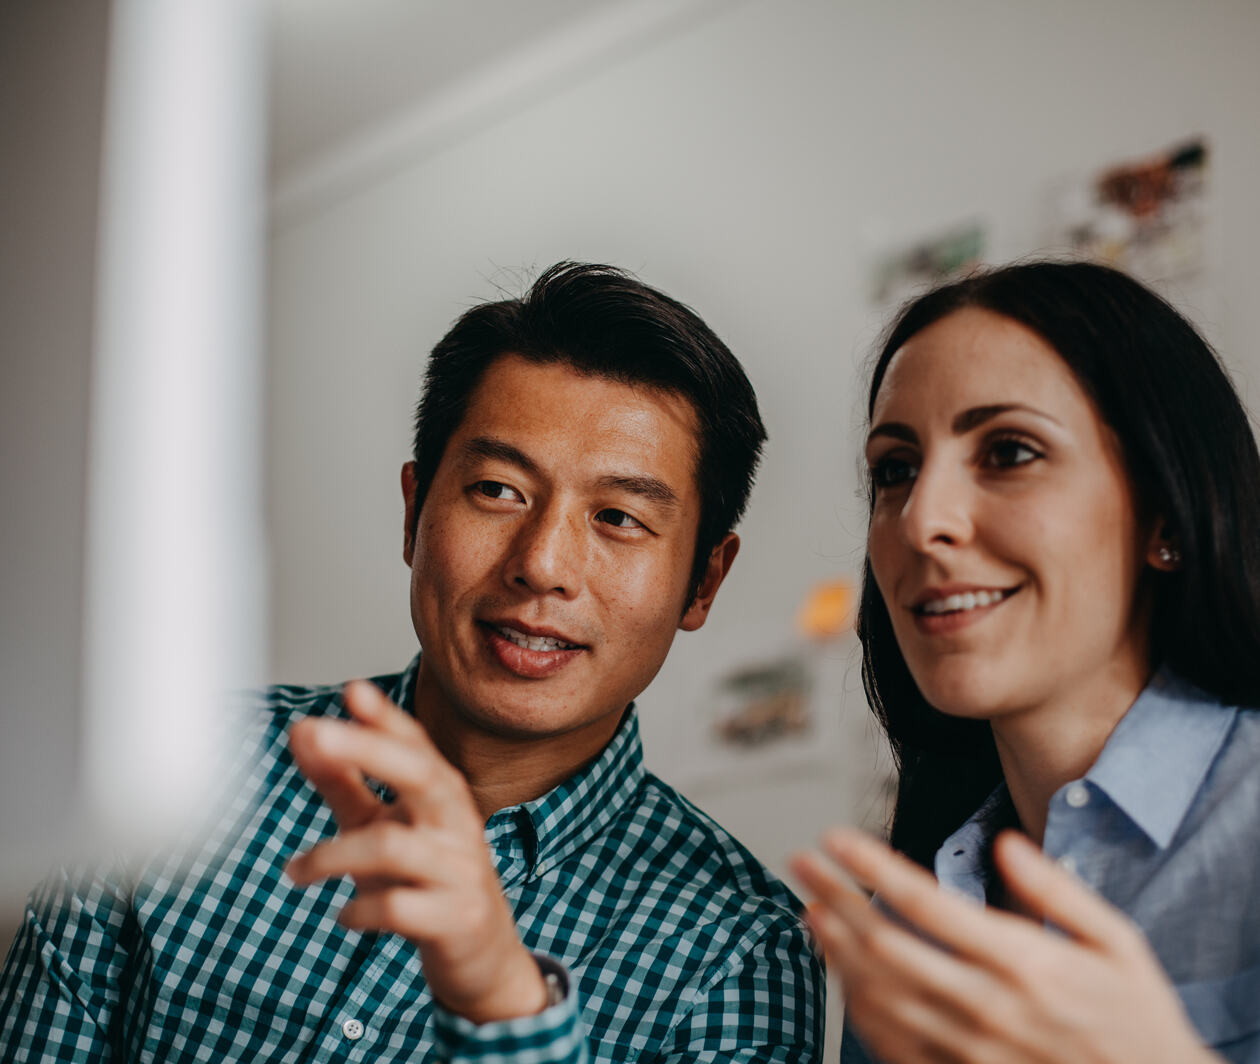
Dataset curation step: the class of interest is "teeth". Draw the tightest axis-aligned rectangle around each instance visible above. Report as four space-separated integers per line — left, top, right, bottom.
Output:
494 625 577 652
920 589 1008 615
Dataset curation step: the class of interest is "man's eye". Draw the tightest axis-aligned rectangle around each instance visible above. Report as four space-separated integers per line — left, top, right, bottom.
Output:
869 457 917 490
473 481 521 501
596 508 645 530
985 438 1042 469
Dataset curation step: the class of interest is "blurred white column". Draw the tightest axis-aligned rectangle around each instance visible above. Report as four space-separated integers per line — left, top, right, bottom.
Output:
82 0 267 842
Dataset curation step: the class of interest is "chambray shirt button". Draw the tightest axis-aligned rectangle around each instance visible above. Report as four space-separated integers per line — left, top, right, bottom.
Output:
1057 855 1078 875
1065 782 1090 808
342 1018 365 1041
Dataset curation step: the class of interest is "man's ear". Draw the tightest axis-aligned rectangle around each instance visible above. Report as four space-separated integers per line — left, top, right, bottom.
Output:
680 533 740 632
402 462 419 566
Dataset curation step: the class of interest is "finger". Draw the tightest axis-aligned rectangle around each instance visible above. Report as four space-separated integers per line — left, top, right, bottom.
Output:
341 683 478 824
342 679 429 744
795 852 999 1020
337 885 449 938
290 715 472 830
288 717 382 829
821 828 1043 972
790 850 869 914
993 830 1144 954
285 820 465 889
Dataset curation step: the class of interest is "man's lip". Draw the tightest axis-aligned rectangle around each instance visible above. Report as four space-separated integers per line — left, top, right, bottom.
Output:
908 583 1021 610
477 618 589 649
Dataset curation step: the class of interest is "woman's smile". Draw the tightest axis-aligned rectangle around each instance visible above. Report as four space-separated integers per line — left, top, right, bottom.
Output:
866 306 1156 726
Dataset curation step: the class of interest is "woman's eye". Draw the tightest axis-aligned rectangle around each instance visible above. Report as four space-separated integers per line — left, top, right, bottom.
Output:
985 438 1042 468
473 480 521 502
869 457 917 490
597 508 645 531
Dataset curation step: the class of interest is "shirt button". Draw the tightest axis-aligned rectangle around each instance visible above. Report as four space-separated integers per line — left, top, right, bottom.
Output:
1057 855 1078 874
1065 782 1090 808
342 1018 365 1041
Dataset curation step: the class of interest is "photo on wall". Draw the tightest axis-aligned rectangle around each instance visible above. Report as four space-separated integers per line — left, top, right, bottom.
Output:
1051 137 1210 288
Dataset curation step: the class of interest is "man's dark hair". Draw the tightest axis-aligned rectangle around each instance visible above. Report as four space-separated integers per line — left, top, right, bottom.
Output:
858 260 1260 870
411 262 767 600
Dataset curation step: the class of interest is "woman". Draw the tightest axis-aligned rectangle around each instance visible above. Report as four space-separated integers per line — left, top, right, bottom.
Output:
792 261 1260 1063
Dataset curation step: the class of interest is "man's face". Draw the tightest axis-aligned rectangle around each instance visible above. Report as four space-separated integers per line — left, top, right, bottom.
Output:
404 355 736 745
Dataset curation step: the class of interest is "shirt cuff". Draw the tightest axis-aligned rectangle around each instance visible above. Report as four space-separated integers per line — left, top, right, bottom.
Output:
430 954 586 1064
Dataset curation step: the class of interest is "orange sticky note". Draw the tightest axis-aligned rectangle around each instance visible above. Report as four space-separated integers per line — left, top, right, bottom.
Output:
797 579 855 639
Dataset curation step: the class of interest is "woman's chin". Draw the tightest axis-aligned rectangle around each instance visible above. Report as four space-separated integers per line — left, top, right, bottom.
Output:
912 664 1013 722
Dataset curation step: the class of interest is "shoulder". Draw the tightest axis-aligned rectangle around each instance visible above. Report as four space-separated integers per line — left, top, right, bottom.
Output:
261 679 347 726
261 669 406 728
619 771 807 937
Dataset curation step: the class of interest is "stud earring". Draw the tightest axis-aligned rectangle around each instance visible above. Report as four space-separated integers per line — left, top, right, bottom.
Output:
1157 545 1181 566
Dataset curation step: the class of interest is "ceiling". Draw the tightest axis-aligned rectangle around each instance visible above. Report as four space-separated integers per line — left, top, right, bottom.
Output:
265 0 697 191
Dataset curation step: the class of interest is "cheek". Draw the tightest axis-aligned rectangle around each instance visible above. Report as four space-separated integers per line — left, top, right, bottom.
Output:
866 516 901 599
597 552 689 646
412 515 492 606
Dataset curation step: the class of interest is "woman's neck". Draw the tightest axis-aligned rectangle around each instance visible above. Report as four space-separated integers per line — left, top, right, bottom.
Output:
989 659 1150 845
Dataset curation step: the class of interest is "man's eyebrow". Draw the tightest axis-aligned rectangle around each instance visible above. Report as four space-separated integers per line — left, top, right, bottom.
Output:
867 404 1063 447
458 439 680 508
596 474 680 509
459 436 540 476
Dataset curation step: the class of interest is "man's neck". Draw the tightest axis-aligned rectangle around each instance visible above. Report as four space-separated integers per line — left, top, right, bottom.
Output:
410 674 626 822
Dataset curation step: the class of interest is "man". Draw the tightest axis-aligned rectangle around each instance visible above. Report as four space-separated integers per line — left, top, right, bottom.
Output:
0 262 823 1061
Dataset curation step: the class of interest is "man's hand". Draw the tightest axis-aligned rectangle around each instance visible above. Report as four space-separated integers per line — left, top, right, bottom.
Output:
285 680 548 1024
791 828 1221 1064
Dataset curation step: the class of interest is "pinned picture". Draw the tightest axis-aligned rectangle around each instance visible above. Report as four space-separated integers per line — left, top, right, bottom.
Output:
868 221 986 309
1053 137 1209 286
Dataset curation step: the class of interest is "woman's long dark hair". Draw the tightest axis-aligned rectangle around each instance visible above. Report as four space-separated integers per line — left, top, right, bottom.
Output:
859 261 1260 868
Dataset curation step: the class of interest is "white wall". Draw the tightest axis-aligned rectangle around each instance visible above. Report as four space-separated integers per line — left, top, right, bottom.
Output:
267 0 1260 893
1 0 111 904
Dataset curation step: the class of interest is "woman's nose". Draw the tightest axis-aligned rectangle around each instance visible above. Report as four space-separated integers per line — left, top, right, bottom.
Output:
898 460 974 553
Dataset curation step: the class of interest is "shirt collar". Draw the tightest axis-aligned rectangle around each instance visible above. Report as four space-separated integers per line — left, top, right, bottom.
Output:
935 784 1014 899
1083 667 1236 849
394 652 645 877
508 701 645 872
936 668 1237 885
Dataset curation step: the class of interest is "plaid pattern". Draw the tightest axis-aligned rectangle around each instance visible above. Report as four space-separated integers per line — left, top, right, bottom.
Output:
2 657 823 1062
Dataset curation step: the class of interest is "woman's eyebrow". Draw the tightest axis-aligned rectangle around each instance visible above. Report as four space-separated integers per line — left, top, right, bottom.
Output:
951 403 1063 433
867 404 1065 448
866 422 917 447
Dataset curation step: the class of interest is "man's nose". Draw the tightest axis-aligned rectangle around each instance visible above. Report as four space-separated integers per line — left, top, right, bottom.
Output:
504 503 584 597
898 459 974 553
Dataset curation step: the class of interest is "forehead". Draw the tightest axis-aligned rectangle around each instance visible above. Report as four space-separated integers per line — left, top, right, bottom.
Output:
450 354 702 496
873 307 1096 426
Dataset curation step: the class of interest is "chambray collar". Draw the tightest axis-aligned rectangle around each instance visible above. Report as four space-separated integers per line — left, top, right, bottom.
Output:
387 652 645 877
937 668 1239 882
1082 667 1236 849
935 784 1015 899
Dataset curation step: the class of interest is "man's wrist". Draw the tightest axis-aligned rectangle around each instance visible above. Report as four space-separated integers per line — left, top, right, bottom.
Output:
444 946 549 1024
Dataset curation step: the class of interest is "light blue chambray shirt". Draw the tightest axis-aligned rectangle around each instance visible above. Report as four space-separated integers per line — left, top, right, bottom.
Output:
843 669 1260 1063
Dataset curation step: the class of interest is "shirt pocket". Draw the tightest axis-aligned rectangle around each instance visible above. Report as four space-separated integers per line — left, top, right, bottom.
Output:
1177 961 1260 1051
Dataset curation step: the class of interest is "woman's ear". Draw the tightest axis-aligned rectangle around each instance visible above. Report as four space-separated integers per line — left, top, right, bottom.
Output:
1145 520 1182 571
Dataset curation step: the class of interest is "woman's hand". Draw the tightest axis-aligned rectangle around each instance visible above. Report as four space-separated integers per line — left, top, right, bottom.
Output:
791 828 1221 1064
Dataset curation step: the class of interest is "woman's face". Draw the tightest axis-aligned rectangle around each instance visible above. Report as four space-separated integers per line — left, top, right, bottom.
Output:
866 306 1161 725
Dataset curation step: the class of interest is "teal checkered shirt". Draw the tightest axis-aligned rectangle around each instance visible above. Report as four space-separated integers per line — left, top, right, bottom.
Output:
1 657 823 1061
